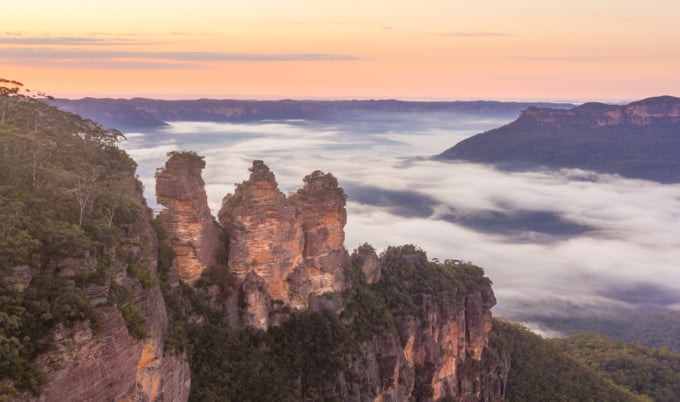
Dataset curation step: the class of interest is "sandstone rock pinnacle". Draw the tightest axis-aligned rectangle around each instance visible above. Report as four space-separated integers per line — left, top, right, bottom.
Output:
156 151 221 284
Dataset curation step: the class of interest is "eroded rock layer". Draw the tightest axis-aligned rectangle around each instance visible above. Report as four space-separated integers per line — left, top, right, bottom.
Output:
218 161 349 329
156 152 221 284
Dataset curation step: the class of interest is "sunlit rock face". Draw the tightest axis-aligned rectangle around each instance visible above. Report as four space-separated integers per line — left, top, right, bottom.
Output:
218 161 349 329
366 248 500 402
156 152 221 285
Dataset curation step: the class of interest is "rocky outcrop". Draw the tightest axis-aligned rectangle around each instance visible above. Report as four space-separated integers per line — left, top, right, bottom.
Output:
156 151 221 285
218 161 349 329
363 246 502 402
519 95 680 128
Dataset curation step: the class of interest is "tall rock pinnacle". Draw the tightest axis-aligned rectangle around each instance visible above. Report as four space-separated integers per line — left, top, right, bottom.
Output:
156 151 221 284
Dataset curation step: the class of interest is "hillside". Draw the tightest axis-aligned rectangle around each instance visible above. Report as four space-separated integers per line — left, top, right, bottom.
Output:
553 332 680 401
438 96 680 183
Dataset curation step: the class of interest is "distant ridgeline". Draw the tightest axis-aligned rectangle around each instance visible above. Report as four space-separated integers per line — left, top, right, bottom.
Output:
3 79 680 401
438 96 680 183
51 97 573 130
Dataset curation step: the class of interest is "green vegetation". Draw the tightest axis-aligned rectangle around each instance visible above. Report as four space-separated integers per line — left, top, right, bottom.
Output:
490 318 650 402
156 150 205 178
127 263 155 289
554 332 680 401
188 310 357 402
118 306 147 340
374 245 490 315
0 79 144 394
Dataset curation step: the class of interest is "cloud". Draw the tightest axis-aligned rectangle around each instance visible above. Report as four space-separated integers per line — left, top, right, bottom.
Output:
118 113 680 324
0 46 360 69
0 36 149 46
0 45 359 60
343 183 438 218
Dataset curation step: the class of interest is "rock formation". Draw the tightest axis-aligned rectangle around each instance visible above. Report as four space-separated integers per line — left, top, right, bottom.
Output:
218 161 349 329
156 151 221 285
355 246 502 401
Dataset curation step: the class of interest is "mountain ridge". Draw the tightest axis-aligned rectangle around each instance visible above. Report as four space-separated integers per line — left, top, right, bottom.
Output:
51 98 574 130
438 95 680 183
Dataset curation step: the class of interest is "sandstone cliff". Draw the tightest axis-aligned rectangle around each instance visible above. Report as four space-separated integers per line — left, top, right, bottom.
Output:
30 179 190 402
218 161 349 329
519 95 680 128
156 151 222 285
348 246 503 401
1 176 191 402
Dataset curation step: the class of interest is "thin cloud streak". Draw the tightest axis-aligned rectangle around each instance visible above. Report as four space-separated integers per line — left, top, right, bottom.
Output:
0 47 361 67
0 36 150 46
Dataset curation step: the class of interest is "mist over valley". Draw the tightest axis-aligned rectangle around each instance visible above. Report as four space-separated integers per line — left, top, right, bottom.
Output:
118 105 680 332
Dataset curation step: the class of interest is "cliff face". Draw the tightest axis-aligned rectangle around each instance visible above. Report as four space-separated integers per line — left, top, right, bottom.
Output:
354 247 502 402
156 152 221 285
218 161 348 329
8 178 191 402
519 95 680 128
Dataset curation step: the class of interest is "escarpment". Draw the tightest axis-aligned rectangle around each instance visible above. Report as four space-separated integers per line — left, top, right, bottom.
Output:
518 95 680 128
22 178 192 402
157 155 506 400
439 96 680 183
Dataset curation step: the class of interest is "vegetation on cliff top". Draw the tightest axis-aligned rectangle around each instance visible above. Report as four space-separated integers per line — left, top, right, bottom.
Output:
0 79 149 395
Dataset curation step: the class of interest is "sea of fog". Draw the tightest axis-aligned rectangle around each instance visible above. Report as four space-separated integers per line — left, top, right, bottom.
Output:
120 111 680 327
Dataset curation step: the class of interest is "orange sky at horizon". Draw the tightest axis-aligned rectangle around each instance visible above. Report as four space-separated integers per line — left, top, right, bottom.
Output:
2 0 680 102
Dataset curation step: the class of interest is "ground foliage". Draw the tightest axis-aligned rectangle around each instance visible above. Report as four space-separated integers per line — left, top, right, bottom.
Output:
490 318 650 402
553 332 680 401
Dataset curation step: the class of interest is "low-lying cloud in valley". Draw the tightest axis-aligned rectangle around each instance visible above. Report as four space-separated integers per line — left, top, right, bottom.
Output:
121 112 680 325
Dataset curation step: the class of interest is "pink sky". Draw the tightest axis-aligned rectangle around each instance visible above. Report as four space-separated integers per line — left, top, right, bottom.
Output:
2 0 680 101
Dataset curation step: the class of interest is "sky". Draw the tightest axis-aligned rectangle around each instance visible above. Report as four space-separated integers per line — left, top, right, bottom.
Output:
2 0 680 101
